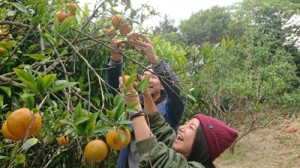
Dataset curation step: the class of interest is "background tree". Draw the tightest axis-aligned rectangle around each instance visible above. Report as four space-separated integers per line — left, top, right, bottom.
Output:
152 15 178 34
179 6 231 46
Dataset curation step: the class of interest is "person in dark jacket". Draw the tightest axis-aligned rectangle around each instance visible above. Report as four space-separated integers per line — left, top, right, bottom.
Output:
105 33 186 168
120 77 239 168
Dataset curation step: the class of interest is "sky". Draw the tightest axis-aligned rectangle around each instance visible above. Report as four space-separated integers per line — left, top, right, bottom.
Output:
81 0 242 27
130 0 242 27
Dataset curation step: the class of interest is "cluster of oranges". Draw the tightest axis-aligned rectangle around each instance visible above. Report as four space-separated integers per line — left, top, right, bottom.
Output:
109 14 132 36
55 2 78 22
0 29 13 55
1 108 131 163
1 108 42 141
84 127 131 162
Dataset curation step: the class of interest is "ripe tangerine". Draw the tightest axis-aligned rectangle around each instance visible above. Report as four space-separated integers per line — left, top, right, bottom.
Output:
1 120 21 141
57 135 69 146
0 47 5 55
84 140 108 162
111 14 122 28
67 2 78 12
106 127 131 150
56 11 67 22
6 108 42 140
119 24 132 35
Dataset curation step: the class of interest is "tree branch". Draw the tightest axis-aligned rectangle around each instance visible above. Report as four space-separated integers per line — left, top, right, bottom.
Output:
0 21 32 29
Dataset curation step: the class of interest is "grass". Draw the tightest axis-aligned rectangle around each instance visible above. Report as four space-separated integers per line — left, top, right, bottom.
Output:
214 113 300 168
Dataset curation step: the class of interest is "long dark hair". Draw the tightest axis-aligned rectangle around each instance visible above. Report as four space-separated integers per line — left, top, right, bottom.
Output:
188 124 215 168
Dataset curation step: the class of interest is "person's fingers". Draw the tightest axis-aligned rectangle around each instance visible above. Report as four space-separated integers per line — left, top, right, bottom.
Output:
139 34 153 45
118 77 124 92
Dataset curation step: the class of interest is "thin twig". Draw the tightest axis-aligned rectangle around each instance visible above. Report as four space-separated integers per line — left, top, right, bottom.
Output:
60 35 106 111
0 21 32 29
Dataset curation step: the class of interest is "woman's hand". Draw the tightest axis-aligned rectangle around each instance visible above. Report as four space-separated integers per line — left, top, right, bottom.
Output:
110 39 125 63
127 33 159 64
119 76 142 111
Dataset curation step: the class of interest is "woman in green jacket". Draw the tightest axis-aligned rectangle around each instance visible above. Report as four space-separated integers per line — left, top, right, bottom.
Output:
120 77 238 168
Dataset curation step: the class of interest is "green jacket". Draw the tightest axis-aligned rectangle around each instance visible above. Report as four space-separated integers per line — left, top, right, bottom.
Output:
135 113 205 168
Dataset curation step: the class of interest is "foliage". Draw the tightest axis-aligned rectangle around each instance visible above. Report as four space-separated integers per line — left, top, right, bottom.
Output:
0 0 162 167
179 6 232 46
151 15 178 34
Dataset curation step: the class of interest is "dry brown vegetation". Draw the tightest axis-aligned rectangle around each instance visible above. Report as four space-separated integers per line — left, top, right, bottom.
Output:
215 114 300 168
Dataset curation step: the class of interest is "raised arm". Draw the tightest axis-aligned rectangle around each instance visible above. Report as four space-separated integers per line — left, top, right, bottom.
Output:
105 40 125 94
153 61 186 130
128 33 187 130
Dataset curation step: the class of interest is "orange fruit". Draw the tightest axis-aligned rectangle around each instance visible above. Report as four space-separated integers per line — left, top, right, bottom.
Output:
119 24 132 35
5 34 13 39
0 29 2 35
57 135 69 146
84 140 108 162
66 11 73 17
6 108 42 140
0 47 5 55
2 120 21 141
111 14 122 28
67 2 78 12
106 28 115 39
106 127 131 150
56 11 67 22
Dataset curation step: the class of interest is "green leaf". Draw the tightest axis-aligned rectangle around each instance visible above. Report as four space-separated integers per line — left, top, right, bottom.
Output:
0 41 14 50
9 2 27 12
106 109 116 118
0 95 3 107
15 154 26 164
21 93 36 98
86 113 98 136
59 16 75 33
113 94 125 107
116 120 133 125
74 117 89 125
36 74 44 95
49 80 78 93
74 103 82 119
53 13 59 36
0 86 12 97
26 54 48 60
114 101 125 120
93 126 113 134
187 94 197 102
123 74 136 87
136 76 150 93
21 138 38 151
42 74 56 91
37 74 56 95
39 31 55 47
83 3 90 18
13 69 38 93
24 95 35 110
0 156 10 160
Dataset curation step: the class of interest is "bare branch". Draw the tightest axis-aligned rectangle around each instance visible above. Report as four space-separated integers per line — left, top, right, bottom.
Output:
0 21 32 29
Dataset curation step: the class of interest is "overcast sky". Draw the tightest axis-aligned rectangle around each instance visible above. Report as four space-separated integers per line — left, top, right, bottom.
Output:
81 0 242 27
130 0 242 27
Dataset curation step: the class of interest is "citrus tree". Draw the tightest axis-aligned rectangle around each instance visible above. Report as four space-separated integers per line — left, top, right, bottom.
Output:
0 0 162 167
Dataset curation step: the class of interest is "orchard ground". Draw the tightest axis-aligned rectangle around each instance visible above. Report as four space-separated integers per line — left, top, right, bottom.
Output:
215 113 300 168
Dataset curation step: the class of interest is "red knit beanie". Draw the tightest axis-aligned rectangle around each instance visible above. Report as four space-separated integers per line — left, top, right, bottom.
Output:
192 114 238 161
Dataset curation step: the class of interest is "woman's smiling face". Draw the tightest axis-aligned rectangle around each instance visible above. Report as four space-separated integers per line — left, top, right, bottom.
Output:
172 118 200 159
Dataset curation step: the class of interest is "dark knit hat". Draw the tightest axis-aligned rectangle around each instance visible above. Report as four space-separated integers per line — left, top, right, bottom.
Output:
141 65 152 76
192 114 238 161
